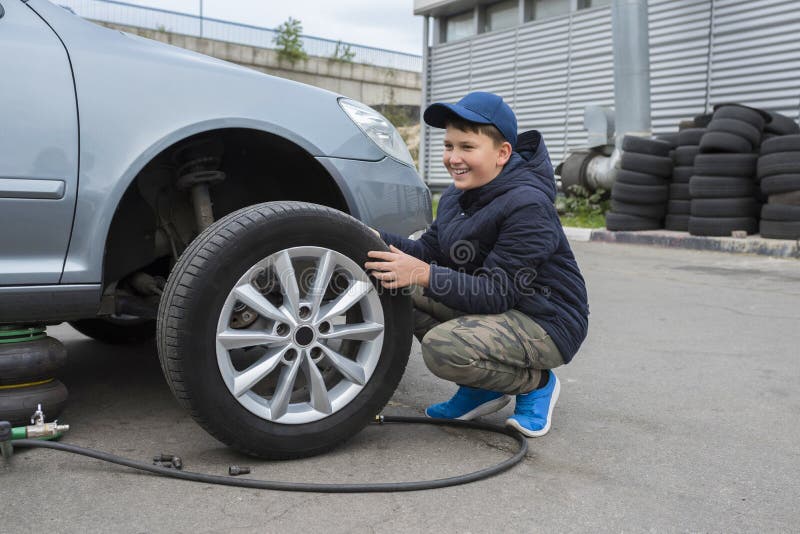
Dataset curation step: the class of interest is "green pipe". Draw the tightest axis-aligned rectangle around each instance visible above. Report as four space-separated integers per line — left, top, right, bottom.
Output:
0 325 46 344
11 425 64 441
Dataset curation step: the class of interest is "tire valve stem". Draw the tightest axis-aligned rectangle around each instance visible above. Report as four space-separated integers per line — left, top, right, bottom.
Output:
229 465 250 476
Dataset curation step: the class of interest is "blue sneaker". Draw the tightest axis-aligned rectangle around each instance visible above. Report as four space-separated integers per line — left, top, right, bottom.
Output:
425 386 511 420
505 371 560 437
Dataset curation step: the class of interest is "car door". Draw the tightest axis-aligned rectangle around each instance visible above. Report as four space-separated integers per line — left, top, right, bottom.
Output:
0 0 78 285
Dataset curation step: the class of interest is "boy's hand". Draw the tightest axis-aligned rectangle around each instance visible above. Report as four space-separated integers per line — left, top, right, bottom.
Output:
365 245 430 289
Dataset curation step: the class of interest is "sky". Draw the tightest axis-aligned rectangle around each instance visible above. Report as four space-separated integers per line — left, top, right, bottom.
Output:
121 0 425 55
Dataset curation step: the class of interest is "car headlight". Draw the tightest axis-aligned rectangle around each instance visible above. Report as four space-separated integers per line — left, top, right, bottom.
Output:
339 99 415 167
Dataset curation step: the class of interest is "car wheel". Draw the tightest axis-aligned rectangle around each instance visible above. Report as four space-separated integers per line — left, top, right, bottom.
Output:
157 201 412 459
69 316 156 345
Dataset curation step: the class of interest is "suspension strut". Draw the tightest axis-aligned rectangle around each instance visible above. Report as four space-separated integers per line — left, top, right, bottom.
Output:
174 139 226 232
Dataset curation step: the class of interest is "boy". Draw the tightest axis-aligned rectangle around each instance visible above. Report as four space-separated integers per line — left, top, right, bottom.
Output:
365 92 588 437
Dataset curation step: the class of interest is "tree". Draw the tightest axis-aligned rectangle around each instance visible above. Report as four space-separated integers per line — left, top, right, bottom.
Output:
273 17 307 64
331 41 355 62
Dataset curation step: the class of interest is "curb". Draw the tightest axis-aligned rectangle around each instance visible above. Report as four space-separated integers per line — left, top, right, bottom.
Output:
564 228 800 259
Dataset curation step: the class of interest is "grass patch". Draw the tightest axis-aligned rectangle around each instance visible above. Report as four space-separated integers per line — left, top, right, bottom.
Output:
556 186 609 230
559 213 607 228
431 194 440 218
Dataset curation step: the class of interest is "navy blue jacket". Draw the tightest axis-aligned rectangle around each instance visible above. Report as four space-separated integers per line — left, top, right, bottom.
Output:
380 131 588 363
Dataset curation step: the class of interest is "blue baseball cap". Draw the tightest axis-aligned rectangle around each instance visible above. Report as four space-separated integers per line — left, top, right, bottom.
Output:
424 91 518 147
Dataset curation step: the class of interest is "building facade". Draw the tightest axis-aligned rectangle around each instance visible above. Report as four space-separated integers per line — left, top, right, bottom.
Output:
415 0 800 189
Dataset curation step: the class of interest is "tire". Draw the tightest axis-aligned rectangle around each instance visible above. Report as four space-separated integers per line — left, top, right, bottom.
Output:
612 182 669 204
0 380 68 426
699 131 753 154
665 214 690 231
694 153 758 178
672 166 694 184
759 220 800 240
677 128 706 146
691 198 760 218
656 133 679 147
761 203 800 222
768 190 800 206
610 200 666 218
757 152 800 179
693 113 714 128
690 176 756 198
760 174 800 195
713 105 767 130
70 316 156 345
605 212 662 231
620 152 673 178
764 111 800 136
674 146 700 166
156 201 412 459
689 216 758 236
760 134 800 156
622 135 672 157
0 337 67 386
669 183 691 200
616 169 667 187
707 118 762 146
668 200 691 215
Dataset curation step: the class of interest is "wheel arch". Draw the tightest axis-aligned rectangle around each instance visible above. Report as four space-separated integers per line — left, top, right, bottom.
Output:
99 119 359 291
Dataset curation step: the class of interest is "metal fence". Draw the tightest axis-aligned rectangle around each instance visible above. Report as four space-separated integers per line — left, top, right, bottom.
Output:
57 0 423 72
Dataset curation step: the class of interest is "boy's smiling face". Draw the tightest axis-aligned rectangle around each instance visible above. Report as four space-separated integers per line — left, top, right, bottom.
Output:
443 126 512 191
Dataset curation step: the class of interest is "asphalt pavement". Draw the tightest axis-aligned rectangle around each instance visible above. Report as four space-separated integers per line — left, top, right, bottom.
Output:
2 242 798 533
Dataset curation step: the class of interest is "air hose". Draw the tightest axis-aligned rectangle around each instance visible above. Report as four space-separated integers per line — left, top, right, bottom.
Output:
8 415 528 493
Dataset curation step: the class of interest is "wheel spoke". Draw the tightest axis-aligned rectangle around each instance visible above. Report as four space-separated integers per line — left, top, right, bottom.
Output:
270 354 303 420
316 280 373 323
233 283 295 326
319 345 366 385
218 329 288 350
309 250 335 318
320 322 384 341
304 351 332 414
273 250 301 319
232 347 286 398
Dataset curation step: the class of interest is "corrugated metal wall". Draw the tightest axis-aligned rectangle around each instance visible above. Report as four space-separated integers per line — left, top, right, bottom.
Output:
423 1 800 189
709 0 800 118
649 0 713 134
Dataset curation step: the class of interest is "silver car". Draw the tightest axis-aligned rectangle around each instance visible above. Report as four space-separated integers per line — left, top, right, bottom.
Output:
0 0 431 458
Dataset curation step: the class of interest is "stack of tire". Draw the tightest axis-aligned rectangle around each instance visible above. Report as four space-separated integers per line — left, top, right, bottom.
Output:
666 127 706 231
0 326 68 426
606 135 673 231
689 105 765 236
758 133 800 240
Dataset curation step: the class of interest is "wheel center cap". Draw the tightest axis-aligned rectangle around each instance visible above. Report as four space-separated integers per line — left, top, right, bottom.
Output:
294 326 314 347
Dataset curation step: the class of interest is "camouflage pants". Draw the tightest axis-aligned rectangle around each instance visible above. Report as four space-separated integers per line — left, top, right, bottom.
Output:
412 288 564 395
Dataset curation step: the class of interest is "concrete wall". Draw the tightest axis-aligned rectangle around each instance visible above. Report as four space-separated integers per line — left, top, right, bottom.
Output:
97 22 421 108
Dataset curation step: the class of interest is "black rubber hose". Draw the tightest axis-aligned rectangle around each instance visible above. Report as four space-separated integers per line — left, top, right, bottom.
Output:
12 415 527 493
